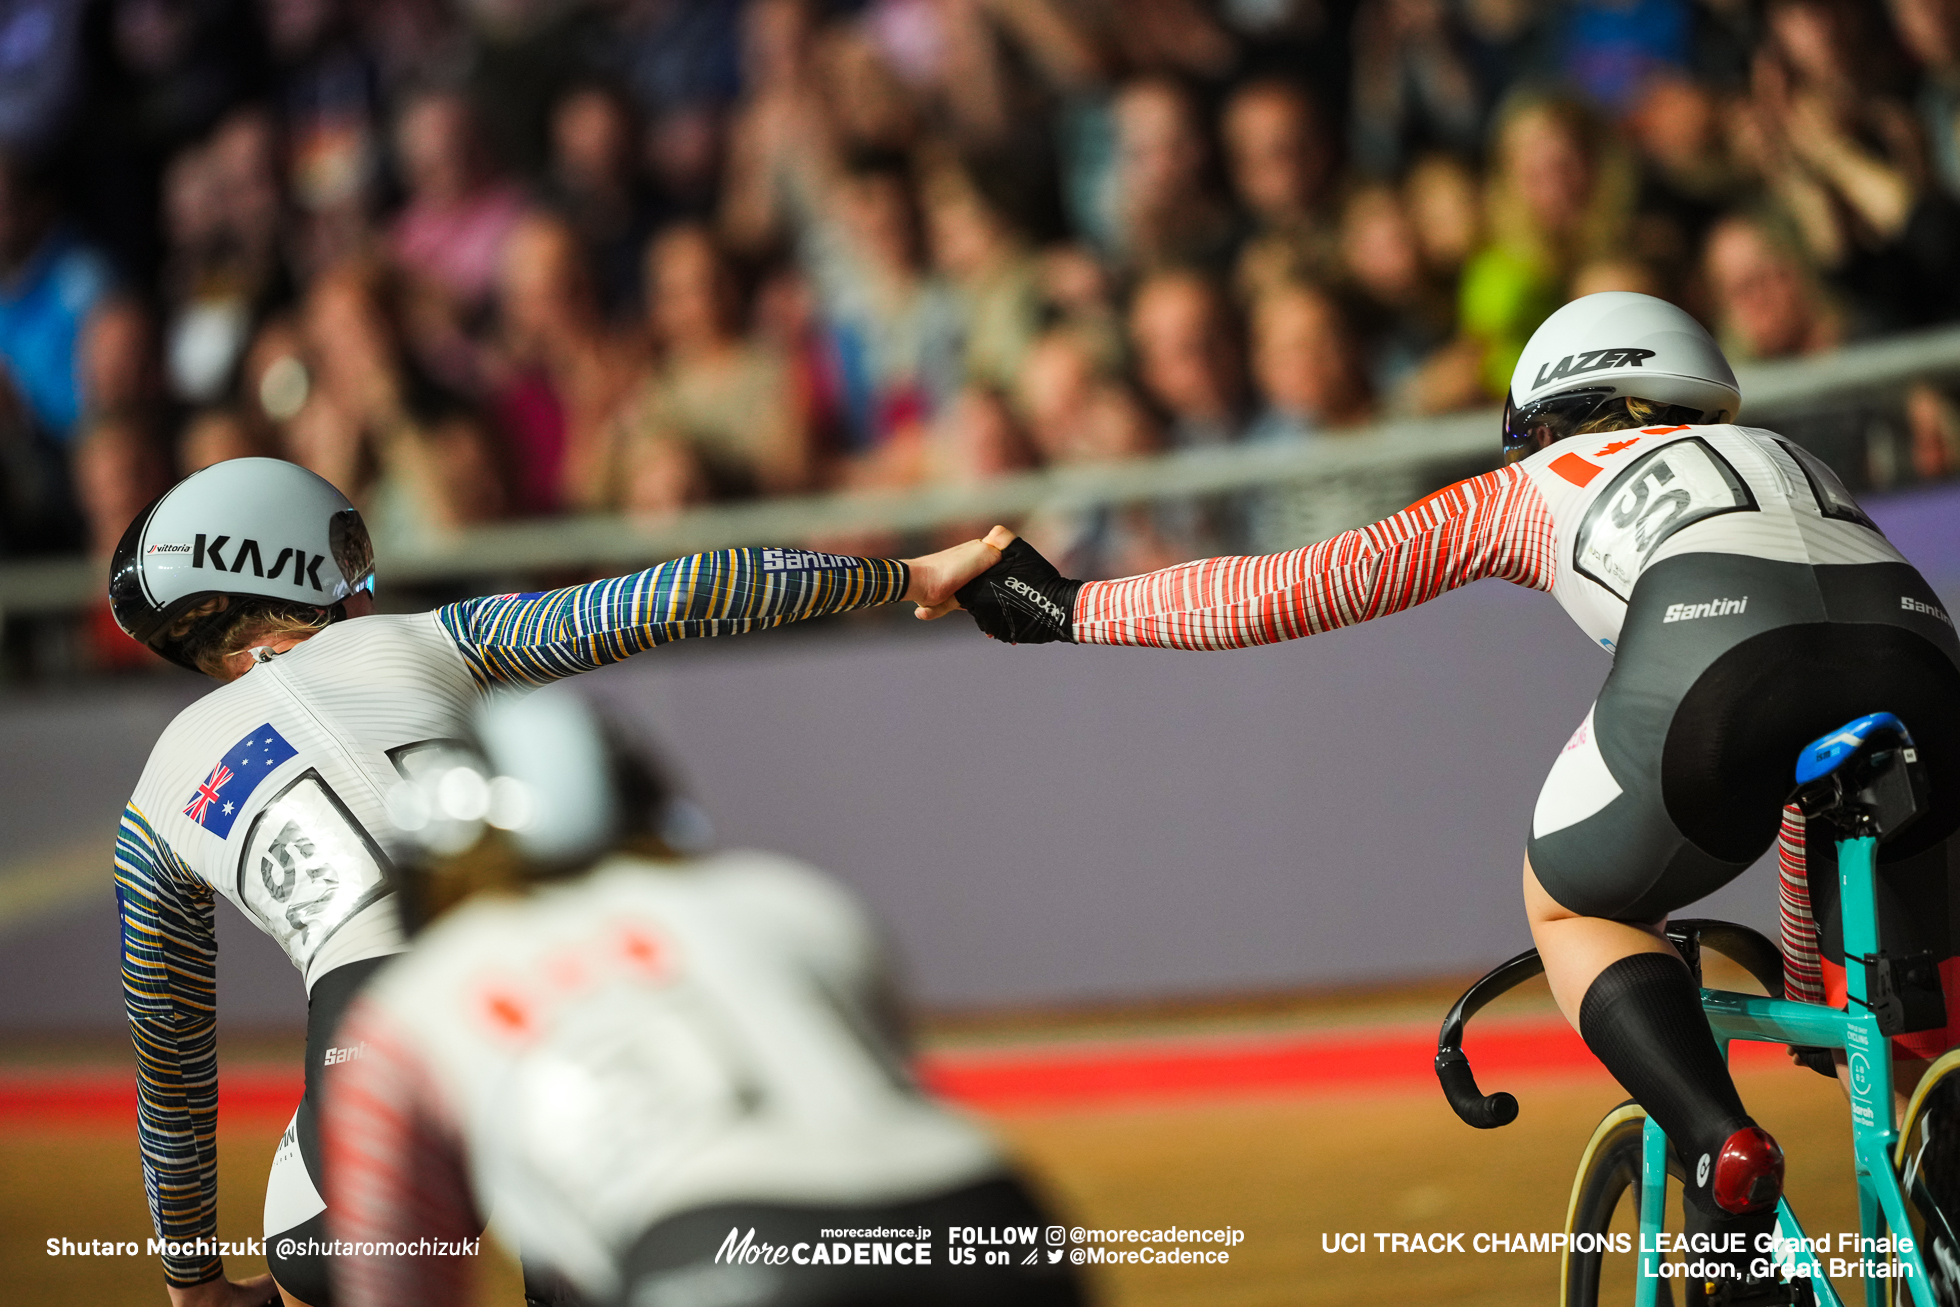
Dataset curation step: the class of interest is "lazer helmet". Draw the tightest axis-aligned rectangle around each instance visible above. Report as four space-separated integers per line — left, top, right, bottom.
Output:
1503 292 1741 464
108 457 375 669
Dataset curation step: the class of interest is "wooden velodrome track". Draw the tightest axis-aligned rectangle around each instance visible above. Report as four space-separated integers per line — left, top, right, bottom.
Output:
2 967 1878 1306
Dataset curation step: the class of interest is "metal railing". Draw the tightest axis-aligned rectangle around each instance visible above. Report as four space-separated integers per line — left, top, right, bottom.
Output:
8 321 1960 620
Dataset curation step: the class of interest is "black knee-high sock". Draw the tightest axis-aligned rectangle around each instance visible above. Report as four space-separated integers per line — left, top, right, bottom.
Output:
1578 951 1755 1217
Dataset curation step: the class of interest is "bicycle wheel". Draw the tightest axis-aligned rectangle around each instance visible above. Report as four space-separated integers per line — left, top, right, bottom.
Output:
1893 1049 1960 1307
1565 1101 1680 1307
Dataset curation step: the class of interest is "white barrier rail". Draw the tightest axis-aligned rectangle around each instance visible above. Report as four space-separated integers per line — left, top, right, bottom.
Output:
8 321 1960 617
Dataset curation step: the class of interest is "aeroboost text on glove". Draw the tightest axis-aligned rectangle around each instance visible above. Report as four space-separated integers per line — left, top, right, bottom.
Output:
955 539 1083 644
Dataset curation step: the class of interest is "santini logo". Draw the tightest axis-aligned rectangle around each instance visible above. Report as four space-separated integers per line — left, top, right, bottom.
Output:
1663 596 1748 623
1005 576 1066 626
323 1042 368 1066
1903 595 1954 625
1532 347 1656 390
760 548 859 572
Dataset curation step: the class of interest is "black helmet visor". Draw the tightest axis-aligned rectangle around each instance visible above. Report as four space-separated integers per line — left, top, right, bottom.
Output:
1501 387 1616 465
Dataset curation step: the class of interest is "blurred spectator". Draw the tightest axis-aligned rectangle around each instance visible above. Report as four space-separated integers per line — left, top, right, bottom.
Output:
1403 150 1484 285
2 0 1958 611
926 383 1039 544
1244 281 1405 550
0 0 87 156
1569 255 1662 297
1703 210 1844 360
1623 70 1739 289
1102 76 1237 273
1224 78 1340 297
1338 181 1455 405
262 0 382 271
1559 0 1694 113
1906 380 1960 480
617 221 809 506
1128 269 1248 449
291 258 505 541
1017 323 1191 578
1737 0 1960 332
160 107 287 407
921 152 1045 398
1893 0 1960 201
0 153 114 445
797 150 963 480
388 88 526 317
1350 0 1484 177
543 84 663 320
1247 281 1374 440
177 405 269 471
1458 94 1633 396
495 212 646 514
69 0 270 285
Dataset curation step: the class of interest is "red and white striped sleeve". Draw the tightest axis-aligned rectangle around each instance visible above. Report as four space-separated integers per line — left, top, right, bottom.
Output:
1073 465 1557 649
324 1000 479 1307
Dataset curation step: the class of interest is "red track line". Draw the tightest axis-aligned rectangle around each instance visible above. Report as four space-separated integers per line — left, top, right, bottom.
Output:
0 1018 1799 1127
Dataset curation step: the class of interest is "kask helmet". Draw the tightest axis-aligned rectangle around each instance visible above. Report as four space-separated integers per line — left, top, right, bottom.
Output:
1503 292 1740 464
109 458 375 669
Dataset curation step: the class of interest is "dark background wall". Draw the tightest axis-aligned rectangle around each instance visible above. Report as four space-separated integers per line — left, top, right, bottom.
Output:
5 484 1955 1030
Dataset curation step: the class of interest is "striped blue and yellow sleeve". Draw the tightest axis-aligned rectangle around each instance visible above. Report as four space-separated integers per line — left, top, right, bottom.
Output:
115 804 222 1289
435 548 911 688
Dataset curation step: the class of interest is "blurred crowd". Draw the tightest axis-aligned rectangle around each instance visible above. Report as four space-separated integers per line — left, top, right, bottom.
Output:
12 0 1960 629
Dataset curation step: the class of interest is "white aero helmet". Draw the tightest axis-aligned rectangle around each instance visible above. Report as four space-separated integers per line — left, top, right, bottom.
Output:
109 457 375 669
1503 291 1741 464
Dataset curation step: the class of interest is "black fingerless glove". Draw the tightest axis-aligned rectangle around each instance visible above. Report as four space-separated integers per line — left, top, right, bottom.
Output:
955 538 1083 644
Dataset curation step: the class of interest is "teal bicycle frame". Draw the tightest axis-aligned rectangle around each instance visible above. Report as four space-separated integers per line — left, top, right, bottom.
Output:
1630 829 1933 1306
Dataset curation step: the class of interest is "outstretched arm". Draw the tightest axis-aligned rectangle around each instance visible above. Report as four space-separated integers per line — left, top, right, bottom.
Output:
958 468 1555 647
437 537 1002 688
116 807 231 1293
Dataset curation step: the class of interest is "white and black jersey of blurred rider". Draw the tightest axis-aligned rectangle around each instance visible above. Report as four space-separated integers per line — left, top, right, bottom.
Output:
323 688 1084 1307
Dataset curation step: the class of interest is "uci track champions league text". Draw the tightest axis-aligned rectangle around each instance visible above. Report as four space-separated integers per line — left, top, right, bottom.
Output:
1322 1227 1918 1285
714 1222 1246 1270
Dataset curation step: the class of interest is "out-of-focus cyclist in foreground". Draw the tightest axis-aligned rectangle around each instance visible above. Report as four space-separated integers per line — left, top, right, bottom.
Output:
949 292 1960 1293
107 456 1006 1307
322 686 1083 1307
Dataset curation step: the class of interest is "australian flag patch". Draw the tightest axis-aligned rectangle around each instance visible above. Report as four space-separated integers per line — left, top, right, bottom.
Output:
184 724 297 838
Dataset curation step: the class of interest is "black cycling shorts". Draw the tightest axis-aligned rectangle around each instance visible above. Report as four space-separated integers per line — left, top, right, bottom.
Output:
1528 554 1960 923
606 1175 1084 1307
265 955 391 1307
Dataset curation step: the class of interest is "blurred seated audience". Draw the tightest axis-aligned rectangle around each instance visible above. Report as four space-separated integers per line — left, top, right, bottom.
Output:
5 0 1960 652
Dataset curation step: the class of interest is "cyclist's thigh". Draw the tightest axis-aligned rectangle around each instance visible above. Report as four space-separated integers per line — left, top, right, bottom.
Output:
1528 698 1743 922
267 955 393 1305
